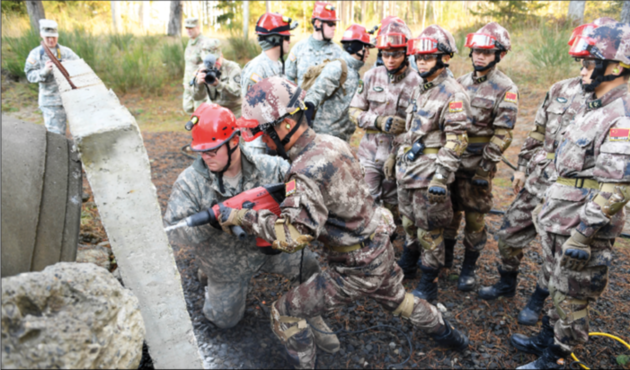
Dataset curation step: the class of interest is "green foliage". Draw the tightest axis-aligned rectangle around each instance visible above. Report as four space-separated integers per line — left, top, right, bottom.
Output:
222 34 261 65
1 30 41 78
1 0 26 15
470 1 548 24
107 33 134 52
525 22 576 82
58 28 97 68
161 41 185 81
617 355 629 366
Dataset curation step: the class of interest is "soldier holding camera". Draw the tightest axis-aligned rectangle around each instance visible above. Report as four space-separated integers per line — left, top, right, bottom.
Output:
192 41 243 118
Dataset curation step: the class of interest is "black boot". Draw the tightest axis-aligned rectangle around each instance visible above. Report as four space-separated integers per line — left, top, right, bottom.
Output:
412 265 439 302
516 344 569 369
397 240 420 279
510 316 554 356
457 250 480 292
430 318 469 351
443 239 456 268
518 284 550 326
478 267 518 300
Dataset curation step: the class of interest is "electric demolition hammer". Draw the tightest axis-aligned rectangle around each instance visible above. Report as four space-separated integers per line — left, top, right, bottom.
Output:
183 183 286 254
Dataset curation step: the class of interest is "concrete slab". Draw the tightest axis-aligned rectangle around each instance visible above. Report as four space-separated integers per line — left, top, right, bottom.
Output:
53 60 203 369
60 145 82 263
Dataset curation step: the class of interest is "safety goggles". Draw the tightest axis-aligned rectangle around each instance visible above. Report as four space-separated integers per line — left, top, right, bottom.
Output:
408 37 440 55
568 35 595 57
323 20 337 27
568 24 597 46
382 50 406 58
282 35 291 42
199 145 223 156
415 54 440 61
239 123 265 142
580 58 597 70
237 107 304 142
464 33 497 49
376 33 407 48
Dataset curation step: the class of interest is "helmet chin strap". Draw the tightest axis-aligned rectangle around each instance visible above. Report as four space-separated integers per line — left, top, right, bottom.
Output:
313 19 331 42
265 112 305 161
386 57 409 78
470 49 502 72
583 59 618 92
419 54 448 79
210 140 238 193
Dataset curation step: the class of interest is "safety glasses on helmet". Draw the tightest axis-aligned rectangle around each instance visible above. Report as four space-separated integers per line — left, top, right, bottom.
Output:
236 106 303 142
464 33 497 49
376 33 407 48
408 37 440 55
569 35 595 57
568 24 597 46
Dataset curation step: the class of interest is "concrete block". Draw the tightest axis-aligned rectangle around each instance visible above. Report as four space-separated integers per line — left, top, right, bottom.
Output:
53 60 203 369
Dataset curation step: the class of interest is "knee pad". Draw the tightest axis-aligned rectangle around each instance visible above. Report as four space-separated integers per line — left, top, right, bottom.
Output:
270 301 309 343
549 284 588 323
498 239 522 259
402 215 417 237
417 228 444 251
392 292 415 319
464 212 485 233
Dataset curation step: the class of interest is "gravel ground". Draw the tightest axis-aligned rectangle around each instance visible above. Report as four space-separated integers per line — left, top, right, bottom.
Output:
86 131 630 370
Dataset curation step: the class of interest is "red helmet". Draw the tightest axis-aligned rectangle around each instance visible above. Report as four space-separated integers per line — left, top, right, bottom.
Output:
568 23 598 57
342 24 375 47
189 103 239 151
312 2 339 22
256 13 298 36
375 18 411 49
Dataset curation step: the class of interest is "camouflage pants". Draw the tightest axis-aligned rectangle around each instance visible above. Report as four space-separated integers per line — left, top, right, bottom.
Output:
182 86 207 114
273 233 444 364
357 133 398 205
398 186 454 269
203 249 321 329
542 231 613 353
40 105 67 135
495 187 542 271
445 171 496 251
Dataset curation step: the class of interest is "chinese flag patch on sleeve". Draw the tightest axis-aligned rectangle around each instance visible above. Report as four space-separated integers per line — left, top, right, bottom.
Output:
610 128 630 141
285 179 297 196
449 101 463 113
505 91 518 103
250 73 262 83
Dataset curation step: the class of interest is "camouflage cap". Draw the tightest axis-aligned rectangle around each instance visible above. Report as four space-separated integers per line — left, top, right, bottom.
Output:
185 18 199 28
205 38 222 58
39 19 58 37
417 25 458 54
475 22 511 51
379 18 412 40
589 22 630 66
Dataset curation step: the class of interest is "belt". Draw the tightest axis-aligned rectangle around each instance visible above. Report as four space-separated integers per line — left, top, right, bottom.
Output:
556 177 598 190
546 152 555 160
468 136 492 144
365 129 395 135
403 146 440 155
327 233 375 253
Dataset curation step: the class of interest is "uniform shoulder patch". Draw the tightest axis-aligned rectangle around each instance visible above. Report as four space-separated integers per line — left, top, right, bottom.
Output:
27 58 36 65
289 53 296 62
286 179 297 196
250 73 262 83
358 79 364 94
504 91 518 103
448 101 463 113
609 128 630 141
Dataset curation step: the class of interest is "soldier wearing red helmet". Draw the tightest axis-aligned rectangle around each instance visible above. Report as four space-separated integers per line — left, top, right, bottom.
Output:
241 12 298 155
371 16 416 72
164 103 326 333
222 76 469 368
303 24 374 141
285 2 343 86
349 18 420 220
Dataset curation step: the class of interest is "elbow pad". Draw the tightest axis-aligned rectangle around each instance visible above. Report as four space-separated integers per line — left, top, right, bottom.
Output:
444 133 469 156
528 125 545 142
593 183 630 218
490 128 513 152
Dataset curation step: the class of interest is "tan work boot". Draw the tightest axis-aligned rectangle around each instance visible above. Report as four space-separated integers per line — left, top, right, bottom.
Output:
308 316 340 354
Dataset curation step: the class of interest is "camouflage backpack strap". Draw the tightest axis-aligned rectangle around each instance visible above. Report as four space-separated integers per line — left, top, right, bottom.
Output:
300 59 331 91
319 58 348 103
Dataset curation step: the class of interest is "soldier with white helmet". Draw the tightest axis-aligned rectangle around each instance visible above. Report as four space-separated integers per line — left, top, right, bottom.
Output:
24 19 80 135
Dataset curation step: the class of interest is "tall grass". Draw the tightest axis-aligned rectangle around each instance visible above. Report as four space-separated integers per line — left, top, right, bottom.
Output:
222 34 261 65
161 41 185 81
1 29 41 78
526 23 577 83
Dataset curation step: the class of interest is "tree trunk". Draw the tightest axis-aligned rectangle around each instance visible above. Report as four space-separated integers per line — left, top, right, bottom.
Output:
621 1 630 23
422 1 427 30
567 1 585 24
138 1 145 31
167 1 183 37
25 0 46 32
361 0 366 23
266 1 270 13
243 1 249 39
110 1 122 33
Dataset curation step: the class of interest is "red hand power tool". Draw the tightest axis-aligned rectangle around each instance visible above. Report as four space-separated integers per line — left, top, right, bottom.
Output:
184 183 286 254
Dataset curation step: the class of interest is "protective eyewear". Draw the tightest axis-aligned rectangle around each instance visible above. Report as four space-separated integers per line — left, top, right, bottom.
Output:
580 58 597 70
568 24 597 46
415 54 440 61
382 50 406 58
464 33 497 49
200 145 223 156
472 48 495 56
376 33 407 48
568 35 595 57
408 37 439 55
282 35 291 42
323 20 337 27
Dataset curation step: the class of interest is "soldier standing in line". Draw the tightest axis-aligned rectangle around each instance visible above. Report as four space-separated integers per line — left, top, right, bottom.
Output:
163 103 338 351
395 26 471 303
192 40 243 117
349 18 421 219
221 76 469 368
514 23 630 369
241 12 297 155
446 22 519 292
183 18 219 114
371 16 418 72
303 24 374 141
479 18 617 328
285 2 343 86
24 19 79 136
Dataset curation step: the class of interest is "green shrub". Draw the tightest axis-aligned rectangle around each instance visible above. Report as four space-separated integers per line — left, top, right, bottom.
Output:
223 34 261 65
161 41 185 81
59 28 97 69
526 23 576 82
1 30 41 78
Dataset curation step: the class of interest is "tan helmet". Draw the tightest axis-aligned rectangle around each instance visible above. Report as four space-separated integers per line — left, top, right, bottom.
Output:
375 18 412 49
409 25 457 55
593 17 617 27
578 22 630 91
466 22 511 51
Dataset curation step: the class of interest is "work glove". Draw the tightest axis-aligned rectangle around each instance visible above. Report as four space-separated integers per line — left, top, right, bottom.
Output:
217 203 249 235
427 173 448 204
560 231 592 271
376 116 406 135
472 164 494 188
383 154 397 181
512 170 526 194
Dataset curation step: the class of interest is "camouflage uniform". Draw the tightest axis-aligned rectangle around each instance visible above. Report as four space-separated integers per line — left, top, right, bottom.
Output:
238 128 446 366
193 58 243 117
240 52 286 154
349 66 421 206
285 36 343 86
448 67 518 250
396 69 471 269
304 51 363 142
24 44 79 135
164 146 321 329
183 36 220 114
496 77 584 274
537 84 630 353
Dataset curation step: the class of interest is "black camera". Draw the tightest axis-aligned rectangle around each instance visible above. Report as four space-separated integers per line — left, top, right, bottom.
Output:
190 54 222 86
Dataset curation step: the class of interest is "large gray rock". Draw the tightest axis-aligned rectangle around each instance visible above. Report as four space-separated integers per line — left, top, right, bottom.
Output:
1 262 145 369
